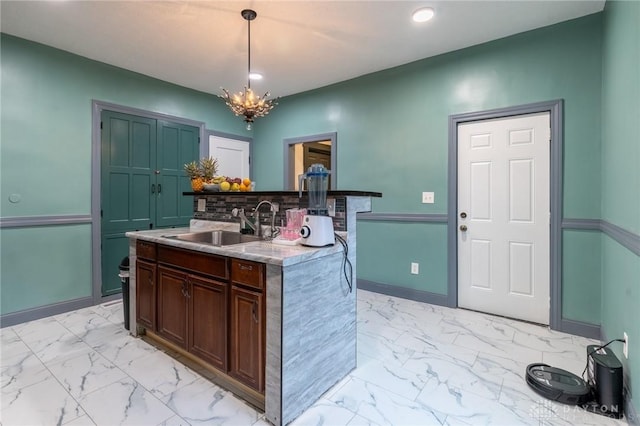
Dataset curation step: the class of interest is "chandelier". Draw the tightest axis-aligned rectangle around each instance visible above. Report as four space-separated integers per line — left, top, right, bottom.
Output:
220 9 277 130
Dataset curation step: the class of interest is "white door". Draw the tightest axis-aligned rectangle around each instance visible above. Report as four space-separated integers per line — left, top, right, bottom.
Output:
457 112 550 324
209 135 250 179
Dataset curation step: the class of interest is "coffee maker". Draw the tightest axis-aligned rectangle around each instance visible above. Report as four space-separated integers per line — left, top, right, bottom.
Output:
298 164 335 246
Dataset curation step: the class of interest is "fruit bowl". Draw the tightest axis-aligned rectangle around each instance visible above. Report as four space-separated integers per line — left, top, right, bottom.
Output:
203 183 219 191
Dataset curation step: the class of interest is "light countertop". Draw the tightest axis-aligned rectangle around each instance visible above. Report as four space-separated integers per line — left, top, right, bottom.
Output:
126 221 343 267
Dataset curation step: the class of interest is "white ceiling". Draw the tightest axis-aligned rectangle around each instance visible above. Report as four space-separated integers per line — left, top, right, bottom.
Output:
1 1 605 98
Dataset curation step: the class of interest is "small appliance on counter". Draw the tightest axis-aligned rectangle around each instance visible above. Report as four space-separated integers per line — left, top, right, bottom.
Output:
272 208 306 245
298 164 335 247
526 343 624 419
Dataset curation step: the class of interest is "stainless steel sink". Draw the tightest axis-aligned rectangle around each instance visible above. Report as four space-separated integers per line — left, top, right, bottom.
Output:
167 230 261 246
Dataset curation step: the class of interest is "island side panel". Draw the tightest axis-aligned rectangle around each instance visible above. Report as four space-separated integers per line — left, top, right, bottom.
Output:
280 251 357 425
265 264 283 426
128 238 138 336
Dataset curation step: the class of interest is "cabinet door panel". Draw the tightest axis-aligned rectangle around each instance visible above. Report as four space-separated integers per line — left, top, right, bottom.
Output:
156 121 199 228
229 285 264 391
189 276 228 371
136 259 156 331
157 266 188 348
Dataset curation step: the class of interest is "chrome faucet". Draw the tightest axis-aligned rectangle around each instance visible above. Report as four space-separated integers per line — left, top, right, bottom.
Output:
232 201 279 238
253 200 279 238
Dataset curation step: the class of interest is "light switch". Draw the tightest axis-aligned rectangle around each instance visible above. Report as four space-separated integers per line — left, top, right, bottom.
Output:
197 198 206 212
422 192 434 204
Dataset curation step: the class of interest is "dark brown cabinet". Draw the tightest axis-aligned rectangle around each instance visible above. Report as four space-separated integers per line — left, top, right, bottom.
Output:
136 240 157 332
157 265 189 348
229 284 264 391
135 259 156 331
229 259 265 392
189 275 228 371
135 241 266 394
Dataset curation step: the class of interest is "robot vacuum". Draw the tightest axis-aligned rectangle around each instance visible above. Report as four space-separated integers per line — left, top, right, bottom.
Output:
525 363 592 405
525 345 624 419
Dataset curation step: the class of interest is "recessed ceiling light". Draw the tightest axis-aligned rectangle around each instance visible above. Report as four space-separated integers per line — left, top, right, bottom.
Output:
412 7 435 23
249 72 263 81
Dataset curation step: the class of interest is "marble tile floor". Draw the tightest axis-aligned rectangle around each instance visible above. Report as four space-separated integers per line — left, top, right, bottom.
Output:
1 290 629 426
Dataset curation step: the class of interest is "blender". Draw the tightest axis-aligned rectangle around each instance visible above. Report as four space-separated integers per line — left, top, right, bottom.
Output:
298 164 335 246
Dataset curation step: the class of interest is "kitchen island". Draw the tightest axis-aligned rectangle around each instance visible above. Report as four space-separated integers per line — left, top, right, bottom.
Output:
126 193 377 425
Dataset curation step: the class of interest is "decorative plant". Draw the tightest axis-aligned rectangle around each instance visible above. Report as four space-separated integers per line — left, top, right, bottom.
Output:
200 156 219 182
184 161 204 191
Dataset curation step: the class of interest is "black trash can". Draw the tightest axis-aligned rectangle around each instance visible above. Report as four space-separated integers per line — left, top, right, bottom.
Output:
119 256 130 330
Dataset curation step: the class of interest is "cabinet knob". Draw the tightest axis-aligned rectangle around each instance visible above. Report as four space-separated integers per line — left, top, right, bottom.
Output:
459 225 468 232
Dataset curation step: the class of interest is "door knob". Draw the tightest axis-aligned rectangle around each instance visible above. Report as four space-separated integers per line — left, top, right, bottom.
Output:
460 212 467 218
459 225 468 231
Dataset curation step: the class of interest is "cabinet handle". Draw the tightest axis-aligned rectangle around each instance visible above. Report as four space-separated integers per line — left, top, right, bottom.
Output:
158 184 162 194
151 184 156 194
239 264 253 271
148 276 153 287
252 301 258 323
182 279 191 298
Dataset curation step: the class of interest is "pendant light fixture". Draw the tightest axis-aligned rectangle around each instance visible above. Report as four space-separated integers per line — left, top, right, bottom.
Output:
220 9 277 130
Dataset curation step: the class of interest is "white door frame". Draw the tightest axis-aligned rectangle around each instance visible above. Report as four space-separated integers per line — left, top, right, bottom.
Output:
447 100 563 331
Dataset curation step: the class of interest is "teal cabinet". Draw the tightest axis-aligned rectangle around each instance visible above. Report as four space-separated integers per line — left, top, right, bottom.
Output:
100 111 198 296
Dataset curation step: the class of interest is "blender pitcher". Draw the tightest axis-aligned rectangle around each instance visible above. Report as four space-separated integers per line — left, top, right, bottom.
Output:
298 164 330 215
298 164 335 246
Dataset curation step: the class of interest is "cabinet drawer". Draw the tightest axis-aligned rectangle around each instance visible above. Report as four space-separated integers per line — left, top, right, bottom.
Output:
231 259 265 291
157 245 228 280
136 240 156 261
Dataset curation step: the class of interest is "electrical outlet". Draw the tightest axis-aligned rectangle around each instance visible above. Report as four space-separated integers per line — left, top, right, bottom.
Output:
623 332 628 359
411 262 419 275
197 198 206 212
422 192 434 204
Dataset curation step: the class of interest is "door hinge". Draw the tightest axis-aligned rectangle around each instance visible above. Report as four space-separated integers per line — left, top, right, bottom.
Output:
100 121 103 130
100 209 103 218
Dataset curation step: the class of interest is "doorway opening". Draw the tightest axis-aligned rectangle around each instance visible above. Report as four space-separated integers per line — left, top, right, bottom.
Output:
283 133 337 190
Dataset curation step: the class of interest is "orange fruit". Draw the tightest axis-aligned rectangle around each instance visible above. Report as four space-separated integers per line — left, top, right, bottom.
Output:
243 178 251 187
239 183 248 192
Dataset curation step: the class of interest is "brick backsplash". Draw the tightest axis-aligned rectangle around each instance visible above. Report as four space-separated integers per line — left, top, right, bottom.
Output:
192 194 347 231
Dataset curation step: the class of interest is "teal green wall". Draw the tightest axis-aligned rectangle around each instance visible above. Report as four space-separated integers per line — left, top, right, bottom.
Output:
0 34 245 316
561 230 601 324
357 222 447 294
600 0 640 415
1 225 92 313
255 15 604 309
1 34 248 218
